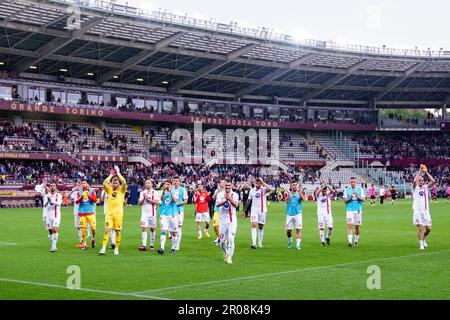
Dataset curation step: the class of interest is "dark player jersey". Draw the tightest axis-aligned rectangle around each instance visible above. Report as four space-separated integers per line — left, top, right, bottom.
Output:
242 188 250 201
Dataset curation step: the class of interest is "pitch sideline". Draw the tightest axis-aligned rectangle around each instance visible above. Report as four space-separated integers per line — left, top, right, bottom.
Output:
0 278 171 300
134 249 450 295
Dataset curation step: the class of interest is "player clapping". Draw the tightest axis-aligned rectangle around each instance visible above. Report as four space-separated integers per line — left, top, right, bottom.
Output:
248 178 272 249
215 181 239 265
284 182 305 250
193 181 211 240
157 180 179 255
75 179 97 250
343 177 366 247
315 181 334 247
139 179 161 252
99 166 127 256
413 165 436 250
42 183 62 253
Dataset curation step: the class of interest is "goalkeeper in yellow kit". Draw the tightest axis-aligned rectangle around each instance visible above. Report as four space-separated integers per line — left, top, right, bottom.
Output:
99 165 127 256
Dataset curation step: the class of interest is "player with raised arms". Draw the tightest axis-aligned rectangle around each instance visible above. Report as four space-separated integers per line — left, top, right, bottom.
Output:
315 181 334 247
75 179 97 250
215 180 239 265
284 181 305 250
157 180 179 255
138 179 161 251
42 183 62 253
413 165 436 250
193 181 211 240
343 177 366 247
99 165 127 256
248 178 272 249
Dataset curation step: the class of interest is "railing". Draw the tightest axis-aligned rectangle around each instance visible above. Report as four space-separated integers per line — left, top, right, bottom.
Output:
331 131 356 161
51 0 448 58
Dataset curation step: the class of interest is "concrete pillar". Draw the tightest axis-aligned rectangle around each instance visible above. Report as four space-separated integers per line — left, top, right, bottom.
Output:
442 104 448 120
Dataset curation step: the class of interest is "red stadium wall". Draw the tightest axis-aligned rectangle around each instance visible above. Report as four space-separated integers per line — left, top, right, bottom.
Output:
0 100 376 131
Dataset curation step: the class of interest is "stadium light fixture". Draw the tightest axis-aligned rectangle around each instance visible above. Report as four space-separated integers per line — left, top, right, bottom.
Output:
137 78 144 82
0 62 4 66
60 68 68 72
162 81 169 84
29 66 37 69
87 72 94 76
113 75 119 79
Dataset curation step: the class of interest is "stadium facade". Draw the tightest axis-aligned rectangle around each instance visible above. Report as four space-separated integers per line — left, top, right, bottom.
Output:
0 0 449 207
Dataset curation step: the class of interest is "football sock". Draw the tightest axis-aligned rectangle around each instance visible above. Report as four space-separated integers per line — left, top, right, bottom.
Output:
172 233 178 250
288 236 293 242
319 230 325 243
102 231 110 249
177 229 182 248
110 229 116 244
115 231 121 250
251 228 257 245
160 232 166 250
348 234 353 244
326 228 333 238
258 229 264 244
198 231 202 237
355 235 360 243
296 239 301 246
142 231 148 247
81 227 87 245
150 231 155 246
77 229 82 242
52 233 58 246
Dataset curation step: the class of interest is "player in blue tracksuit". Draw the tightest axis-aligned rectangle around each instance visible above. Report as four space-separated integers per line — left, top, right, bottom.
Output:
343 177 366 247
172 176 188 250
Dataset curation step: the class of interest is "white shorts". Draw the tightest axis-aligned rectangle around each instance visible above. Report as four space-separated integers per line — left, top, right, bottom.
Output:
413 209 432 227
219 220 237 243
141 213 157 229
346 211 362 226
160 215 178 232
177 210 184 226
44 212 61 230
250 211 266 225
285 214 302 230
74 214 80 228
318 212 334 229
196 211 210 223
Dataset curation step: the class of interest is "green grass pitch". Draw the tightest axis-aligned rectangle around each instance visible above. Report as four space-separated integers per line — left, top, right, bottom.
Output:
1 199 449 300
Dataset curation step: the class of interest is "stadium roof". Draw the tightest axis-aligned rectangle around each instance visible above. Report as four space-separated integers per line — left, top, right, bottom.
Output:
0 0 449 107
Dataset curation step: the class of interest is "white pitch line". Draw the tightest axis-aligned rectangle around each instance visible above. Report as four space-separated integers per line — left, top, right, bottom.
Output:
0 278 171 300
135 249 450 295
0 242 17 246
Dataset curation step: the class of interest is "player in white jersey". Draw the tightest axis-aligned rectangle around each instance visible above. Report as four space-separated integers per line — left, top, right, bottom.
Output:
138 179 161 251
215 181 239 265
247 178 272 249
101 185 115 249
42 183 62 252
412 165 436 250
315 182 334 247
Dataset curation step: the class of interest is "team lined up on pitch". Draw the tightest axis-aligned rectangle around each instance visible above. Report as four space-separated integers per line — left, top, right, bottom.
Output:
37 165 437 262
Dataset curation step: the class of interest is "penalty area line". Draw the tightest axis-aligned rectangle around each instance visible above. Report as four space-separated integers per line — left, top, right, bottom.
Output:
134 249 450 295
0 278 171 300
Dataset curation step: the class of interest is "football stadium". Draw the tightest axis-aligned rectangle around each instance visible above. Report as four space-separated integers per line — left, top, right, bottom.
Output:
0 0 449 302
